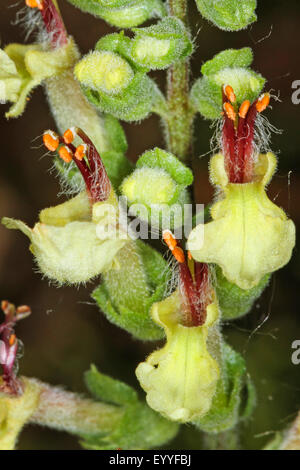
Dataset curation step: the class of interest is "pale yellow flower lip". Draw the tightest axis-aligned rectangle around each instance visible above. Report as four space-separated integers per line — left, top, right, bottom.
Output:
187 152 296 290
136 290 220 423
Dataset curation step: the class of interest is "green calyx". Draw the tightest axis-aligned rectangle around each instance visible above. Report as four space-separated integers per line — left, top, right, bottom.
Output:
195 0 257 31
131 17 193 70
190 47 265 119
194 343 256 433
92 240 171 340
66 0 166 28
81 365 179 450
215 266 270 320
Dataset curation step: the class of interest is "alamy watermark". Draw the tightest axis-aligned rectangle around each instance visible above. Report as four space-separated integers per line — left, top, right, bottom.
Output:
94 196 204 249
291 340 300 365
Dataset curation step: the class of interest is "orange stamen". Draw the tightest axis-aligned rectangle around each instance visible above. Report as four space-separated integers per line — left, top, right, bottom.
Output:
75 144 87 161
63 128 75 144
223 85 236 103
187 250 192 261
238 100 251 119
59 146 73 163
1 301 9 312
25 0 43 10
43 130 59 152
9 334 16 347
162 229 177 251
223 102 236 122
256 93 270 113
172 247 185 264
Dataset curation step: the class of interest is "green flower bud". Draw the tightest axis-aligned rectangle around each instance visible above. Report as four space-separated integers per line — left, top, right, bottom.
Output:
2 190 129 285
194 344 256 433
75 51 134 96
1 39 78 118
121 147 192 229
82 365 179 450
67 0 166 28
215 265 270 320
131 17 193 70
190 48 265 119
195 0 257 31
93 240 171 340
0 378 40 450
136 290 220 423
187 153 295 290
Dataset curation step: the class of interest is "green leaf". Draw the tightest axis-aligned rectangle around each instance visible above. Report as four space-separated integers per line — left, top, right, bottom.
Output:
85 365 138 405
195 0 257 31
215 265 270 320
201 47 253 76
82 365 179 450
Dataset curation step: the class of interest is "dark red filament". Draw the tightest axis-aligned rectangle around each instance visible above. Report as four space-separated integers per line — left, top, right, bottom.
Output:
222 89 258 183
177 248 211 327
39 0 68 47
66 129 111 204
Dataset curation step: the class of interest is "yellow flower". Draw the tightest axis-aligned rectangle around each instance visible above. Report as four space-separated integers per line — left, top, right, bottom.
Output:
136 290 220 423
187 152 295 290
0 378 40 450
3 190 128 285
0 39 78 118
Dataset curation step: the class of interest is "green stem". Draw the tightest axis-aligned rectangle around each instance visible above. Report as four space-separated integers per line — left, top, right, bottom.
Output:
28 379 123 436
202 427 241 450
165 0 194 162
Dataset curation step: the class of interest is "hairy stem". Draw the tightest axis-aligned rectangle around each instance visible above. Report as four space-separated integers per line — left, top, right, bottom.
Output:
165 0 194 162
202 428 240 450
27 379 123 436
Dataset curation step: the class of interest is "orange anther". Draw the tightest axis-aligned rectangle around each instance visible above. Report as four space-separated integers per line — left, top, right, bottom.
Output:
187 250 192 261
63 128 75 144
223 85 236 103
1 301 9 312
43 130 59 152
223 102 236 122
75 144 87 161
172 246 185 264
59 146 73 163
25 0 43 10
9 334 16 347
256 93 270 113
16 305 31 314
238 100 251 119
162 229 177 251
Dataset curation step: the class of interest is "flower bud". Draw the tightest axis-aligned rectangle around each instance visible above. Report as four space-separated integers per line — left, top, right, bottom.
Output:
195 0 257 31
136 290 220 422
121 148 193 229
131 17 193 70
0 378 40 450
75 51 134 96
187 153 295 290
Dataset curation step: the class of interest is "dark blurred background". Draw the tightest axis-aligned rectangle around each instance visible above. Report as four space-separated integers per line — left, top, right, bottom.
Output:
0 0 299 450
